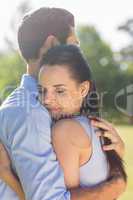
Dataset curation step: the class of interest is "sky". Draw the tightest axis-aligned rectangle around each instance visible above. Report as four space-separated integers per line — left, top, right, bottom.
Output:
0 0 133 51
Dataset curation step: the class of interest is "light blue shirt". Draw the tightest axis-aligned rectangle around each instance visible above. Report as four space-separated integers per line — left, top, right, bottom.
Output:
0 74 70 200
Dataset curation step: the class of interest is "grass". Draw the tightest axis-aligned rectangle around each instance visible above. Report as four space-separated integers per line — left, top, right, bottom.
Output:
116 125 133 200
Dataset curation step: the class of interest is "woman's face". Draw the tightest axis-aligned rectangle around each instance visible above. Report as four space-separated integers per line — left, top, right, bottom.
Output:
39 65 90 119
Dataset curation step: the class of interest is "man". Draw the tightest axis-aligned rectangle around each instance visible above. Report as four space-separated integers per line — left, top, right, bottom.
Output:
0 7 126 200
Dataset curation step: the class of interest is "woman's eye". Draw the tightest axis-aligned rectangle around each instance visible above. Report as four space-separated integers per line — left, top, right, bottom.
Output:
39 88 47 97
56 90 65 94
38 85 42 94
38 89 43 96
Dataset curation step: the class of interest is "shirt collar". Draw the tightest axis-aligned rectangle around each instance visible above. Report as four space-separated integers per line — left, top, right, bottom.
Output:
20 74 38 96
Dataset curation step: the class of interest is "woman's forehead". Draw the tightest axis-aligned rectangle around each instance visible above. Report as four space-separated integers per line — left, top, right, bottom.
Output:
39 65 76 86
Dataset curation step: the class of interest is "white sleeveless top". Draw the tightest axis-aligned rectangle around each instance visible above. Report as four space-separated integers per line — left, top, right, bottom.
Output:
74 116 109 187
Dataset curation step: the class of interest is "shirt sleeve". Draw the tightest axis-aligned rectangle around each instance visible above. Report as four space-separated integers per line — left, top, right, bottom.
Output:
3 106 71 200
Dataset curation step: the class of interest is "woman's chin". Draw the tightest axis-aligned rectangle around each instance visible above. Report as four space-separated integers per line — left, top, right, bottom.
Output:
52 112 77 121
51 112 62 120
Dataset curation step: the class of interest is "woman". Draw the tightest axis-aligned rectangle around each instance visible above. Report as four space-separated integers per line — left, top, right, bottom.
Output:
38 45 127 187
0 45 126 199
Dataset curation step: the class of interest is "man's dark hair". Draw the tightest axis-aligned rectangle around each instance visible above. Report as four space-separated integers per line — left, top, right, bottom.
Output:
18 7 74 62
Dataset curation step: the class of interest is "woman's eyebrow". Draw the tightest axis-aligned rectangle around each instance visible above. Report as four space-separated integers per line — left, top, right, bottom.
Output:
53 84 66 87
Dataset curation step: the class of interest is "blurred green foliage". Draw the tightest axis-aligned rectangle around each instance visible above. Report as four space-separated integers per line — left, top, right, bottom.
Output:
77 25 133 122
0 52 25 101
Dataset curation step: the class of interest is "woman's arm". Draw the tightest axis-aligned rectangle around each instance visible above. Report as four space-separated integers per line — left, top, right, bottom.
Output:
52 119 91 189
52 119 126 200
0 143 25 200
0 168 25 200
70 176 126 200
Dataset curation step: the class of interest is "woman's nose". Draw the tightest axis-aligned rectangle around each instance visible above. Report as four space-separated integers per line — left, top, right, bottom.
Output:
42 92 55 106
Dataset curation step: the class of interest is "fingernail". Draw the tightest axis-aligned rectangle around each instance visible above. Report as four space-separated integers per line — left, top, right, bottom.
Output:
96 132 100 137
91 120 94 124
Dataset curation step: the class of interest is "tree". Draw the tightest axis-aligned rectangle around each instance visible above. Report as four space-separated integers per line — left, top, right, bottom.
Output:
77 26 123 117
0 1 32 103
118 19 133 62
0 53 25 103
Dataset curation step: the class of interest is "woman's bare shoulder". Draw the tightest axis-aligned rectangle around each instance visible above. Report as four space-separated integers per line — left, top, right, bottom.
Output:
52 119 90 149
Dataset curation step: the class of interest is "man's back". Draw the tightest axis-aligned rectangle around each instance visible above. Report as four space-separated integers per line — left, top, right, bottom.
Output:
0 74 70 200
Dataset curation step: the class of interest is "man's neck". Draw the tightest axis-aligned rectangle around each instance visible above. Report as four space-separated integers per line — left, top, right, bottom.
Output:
26 59 40 80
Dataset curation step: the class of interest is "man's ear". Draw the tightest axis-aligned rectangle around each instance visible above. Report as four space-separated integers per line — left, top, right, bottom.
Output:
80 81 90 98
39 35 60 57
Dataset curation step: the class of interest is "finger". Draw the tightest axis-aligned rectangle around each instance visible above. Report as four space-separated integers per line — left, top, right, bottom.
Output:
95 130 116 143
95 130 120 145
94 124 122 145
95 131 102 137
91 120 111 131
89 116 109 124
0 143 5 151
90 117 114 130
97 119 118 134
95 130 107 137
102 143 117 151
102 131 118 143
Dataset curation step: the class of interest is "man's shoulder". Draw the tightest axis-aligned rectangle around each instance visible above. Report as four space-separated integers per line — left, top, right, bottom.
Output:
1 85 37 112
1 87 25 113
0 84 51 125
0 88 50 122
2 86 24 104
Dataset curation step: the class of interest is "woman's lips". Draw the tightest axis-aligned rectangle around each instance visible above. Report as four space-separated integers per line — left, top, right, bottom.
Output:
48 107 61 113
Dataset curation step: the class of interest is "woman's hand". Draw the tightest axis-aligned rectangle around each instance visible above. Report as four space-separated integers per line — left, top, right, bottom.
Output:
0 143 11 171
90 117 125 158
0 142 13 187
0 143 25 200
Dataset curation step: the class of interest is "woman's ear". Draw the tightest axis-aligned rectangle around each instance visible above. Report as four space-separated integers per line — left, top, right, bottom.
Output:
80 81 91 98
